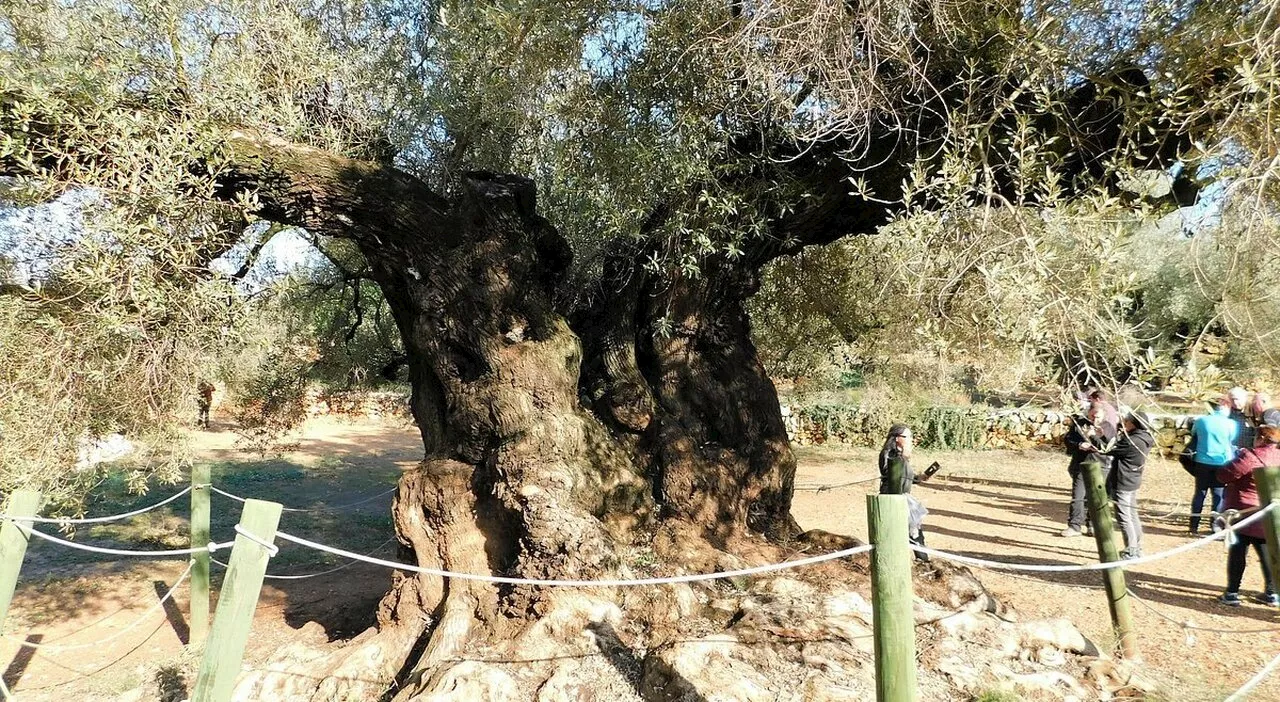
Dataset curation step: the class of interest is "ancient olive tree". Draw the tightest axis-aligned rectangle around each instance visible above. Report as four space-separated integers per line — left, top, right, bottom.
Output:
4 0 1278 699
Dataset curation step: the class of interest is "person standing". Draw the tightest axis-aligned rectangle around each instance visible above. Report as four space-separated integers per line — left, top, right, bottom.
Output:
1229 386 1253 449
879 424 928 561
1247 392 1279 443
1215 423 1280 606
1188 395 1239 534
1062 392 1118 538
196 380 215 429
1086 411 1154 558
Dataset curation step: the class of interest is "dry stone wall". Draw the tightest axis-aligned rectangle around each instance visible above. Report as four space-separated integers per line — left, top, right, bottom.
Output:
300 389 1197 457
305 388 412 420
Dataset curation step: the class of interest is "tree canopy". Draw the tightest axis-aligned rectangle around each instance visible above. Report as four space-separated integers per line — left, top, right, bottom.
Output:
2 0 1278 493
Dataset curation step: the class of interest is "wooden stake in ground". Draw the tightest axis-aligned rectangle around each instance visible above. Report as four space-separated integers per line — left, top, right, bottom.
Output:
867 493 917 702
190 462 212 645
192 498 282 702
1082 457 1139 660
0 490 41 636
1255 465 1280 605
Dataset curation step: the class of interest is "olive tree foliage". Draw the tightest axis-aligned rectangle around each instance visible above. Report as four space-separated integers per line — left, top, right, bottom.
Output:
750 205 1197 394
0 0 393 507
1 0 1278 505
748 1 1280 395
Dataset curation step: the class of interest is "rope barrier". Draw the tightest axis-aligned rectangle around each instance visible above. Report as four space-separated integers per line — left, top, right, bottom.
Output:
274 530 875 587
0 560 195 651
211 537 397 580
233 523 280 556
1225 649 1280 701
209 485 396 513
909 505 1275 572
17 524 234 557
0 486 193 525
793 475 881 492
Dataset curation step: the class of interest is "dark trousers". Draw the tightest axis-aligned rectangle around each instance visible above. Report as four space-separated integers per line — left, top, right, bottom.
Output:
1067 465 1111 529
1227 534 1275 595
1190 464 1226 533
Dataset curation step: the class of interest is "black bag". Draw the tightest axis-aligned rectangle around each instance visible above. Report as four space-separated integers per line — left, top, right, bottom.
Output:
1178 448 1196 475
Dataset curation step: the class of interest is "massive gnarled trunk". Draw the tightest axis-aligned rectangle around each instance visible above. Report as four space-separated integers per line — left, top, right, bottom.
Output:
576 255 800 541
217 137 860 700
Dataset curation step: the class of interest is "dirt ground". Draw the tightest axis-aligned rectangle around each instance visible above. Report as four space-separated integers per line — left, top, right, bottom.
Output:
792 444 1280 701
1 417 1277 700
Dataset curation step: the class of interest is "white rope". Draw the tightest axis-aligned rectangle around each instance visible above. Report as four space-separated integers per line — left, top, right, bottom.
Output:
1126 588 1280 634
210 486 310 512
1225 649 1280 701
210 485 396 513
233 524 279 556
0 486 193 525
911 504 1275 573
1 560 195 651
17 524 233 557
212 537 397 580
274 531 875 587
793 475 881 492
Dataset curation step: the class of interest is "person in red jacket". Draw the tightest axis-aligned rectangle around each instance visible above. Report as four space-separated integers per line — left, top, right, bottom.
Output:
1216 423 1280 607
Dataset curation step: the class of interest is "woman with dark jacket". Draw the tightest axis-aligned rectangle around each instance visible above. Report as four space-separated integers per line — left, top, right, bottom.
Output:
1216 424 1280 607
1086 411 1154 558
879 424 915 495
879 424 928 560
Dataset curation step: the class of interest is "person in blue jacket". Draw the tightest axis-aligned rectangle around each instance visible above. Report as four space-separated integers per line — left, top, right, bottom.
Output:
1187 395 1239 534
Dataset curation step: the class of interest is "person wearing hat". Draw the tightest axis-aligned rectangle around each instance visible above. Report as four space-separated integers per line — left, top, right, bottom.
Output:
1084 409 1154 558
1215 423 1280 606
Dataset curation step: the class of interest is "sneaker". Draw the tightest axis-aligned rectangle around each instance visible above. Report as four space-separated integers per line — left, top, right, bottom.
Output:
1121 548 1143 560
1060 527 1084 538
1082 524 1091 536
1255 593 1280 607
1220 592 1243 607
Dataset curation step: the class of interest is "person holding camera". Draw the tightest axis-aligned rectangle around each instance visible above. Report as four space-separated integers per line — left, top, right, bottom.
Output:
879 424 929 561
1061 391 1118 538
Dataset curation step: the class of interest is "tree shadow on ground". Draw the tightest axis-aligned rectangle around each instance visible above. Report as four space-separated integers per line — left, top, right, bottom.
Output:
920 481 1072 522
926 523 1098 560
270 565 390 640
587 621 708 702
153 578 189 645
925 507 1074 539
3 634 41 688
934 546 1280 625
930 474 1070 496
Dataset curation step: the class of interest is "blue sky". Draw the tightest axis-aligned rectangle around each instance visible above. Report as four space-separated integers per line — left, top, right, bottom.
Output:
0 180 325 293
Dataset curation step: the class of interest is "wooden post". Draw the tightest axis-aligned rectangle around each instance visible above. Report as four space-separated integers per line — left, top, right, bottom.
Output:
1082 457 1139 660
192 499 281 702
1255 466 1280 603
866 494 917 702
0 490 41 636
190 463 212 645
